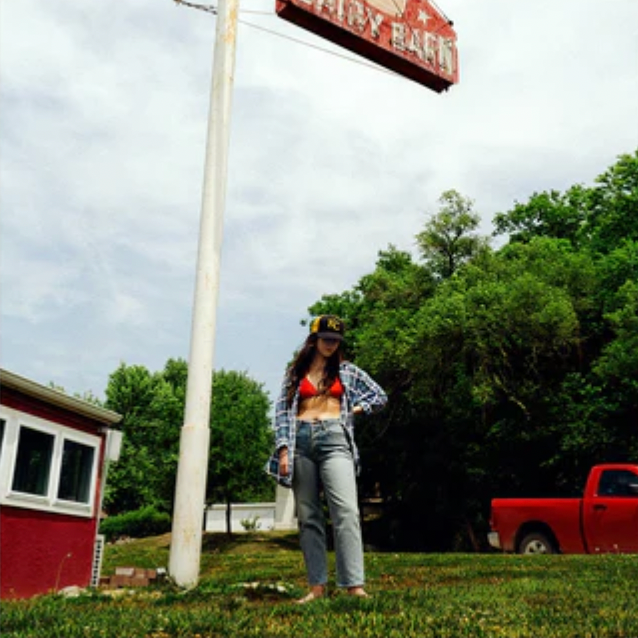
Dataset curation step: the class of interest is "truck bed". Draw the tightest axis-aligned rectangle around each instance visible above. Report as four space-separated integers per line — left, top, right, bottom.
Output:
490 497 586 553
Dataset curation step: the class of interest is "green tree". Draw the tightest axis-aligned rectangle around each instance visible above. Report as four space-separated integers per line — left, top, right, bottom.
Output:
493 149 638 253
207 370 273 535
492 186 590 246
416 190 489 279
103 361 273 533
46 383 104 406
584 150 638 253
103 363 183 514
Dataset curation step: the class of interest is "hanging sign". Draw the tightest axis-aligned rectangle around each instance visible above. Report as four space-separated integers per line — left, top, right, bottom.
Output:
276 0 458 92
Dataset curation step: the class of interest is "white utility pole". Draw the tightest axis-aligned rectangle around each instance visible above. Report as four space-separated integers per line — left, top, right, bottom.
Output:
169 0 240 588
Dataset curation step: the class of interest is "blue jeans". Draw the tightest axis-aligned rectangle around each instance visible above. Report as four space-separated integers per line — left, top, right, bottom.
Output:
292 418 364 588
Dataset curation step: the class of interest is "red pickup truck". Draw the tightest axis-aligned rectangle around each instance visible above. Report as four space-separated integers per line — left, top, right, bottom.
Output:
488 463 638 554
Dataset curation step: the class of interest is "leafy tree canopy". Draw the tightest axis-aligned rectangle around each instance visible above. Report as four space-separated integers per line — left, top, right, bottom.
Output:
207 369 273 506
103 360 272 518
494 149 638 253
417 189 489 279
303 150 638 550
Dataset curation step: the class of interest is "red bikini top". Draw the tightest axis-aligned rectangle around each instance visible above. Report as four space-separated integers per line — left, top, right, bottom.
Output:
299 376 344 400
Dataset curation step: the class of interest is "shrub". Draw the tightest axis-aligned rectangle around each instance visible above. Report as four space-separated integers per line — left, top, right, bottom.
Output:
99 506 171 541
240 516 261 532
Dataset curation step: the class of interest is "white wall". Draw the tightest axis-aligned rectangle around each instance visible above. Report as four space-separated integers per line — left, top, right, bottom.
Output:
205 486 297 533
205 502 275 533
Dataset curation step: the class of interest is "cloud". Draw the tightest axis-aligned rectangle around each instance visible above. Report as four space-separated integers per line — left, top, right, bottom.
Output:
1 0 637 403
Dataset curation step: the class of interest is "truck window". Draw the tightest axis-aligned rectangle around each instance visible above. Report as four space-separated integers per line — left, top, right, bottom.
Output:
598 470 638 497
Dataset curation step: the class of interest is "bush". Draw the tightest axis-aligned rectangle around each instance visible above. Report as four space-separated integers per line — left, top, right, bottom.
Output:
240 516 262 532
99 505 171 541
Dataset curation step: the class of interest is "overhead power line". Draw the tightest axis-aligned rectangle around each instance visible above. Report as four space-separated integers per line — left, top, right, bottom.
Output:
173 0 400 79
175 0 271 15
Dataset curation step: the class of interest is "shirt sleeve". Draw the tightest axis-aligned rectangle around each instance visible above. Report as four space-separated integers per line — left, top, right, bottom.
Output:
272 371 294 449
342 362 387 415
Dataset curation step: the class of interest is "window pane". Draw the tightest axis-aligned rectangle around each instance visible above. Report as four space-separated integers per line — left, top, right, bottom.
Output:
12 427 54 496
58 440 95 503
599 470 638 497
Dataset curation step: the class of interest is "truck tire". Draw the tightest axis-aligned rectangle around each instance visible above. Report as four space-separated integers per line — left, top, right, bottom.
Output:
518 532 556 554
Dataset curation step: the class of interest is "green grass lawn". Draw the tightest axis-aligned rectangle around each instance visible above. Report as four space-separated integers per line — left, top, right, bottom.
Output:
2 532 637 637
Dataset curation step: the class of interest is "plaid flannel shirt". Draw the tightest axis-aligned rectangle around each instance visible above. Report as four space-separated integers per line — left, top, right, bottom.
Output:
264 361 387 487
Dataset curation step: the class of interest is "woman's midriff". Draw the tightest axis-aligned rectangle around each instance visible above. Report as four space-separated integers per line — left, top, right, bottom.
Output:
297 395 341 421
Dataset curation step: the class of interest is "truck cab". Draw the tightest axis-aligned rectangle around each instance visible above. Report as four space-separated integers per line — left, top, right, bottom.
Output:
584 465 638 553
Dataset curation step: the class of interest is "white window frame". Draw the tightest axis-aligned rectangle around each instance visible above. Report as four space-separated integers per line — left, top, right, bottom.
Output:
0 406 101 518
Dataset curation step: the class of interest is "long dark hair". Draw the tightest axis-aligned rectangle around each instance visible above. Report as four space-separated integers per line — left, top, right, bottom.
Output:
286 334 344 406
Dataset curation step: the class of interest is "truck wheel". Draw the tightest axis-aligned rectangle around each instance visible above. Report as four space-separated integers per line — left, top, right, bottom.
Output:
518 532 556 554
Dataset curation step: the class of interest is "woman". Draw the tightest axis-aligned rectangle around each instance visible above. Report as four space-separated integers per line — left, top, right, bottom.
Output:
266 314 387 603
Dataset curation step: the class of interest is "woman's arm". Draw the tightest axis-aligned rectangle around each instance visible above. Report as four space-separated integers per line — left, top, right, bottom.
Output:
341 362 387 414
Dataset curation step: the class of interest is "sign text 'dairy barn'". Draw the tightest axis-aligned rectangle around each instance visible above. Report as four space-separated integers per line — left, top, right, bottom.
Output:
276 0 458 92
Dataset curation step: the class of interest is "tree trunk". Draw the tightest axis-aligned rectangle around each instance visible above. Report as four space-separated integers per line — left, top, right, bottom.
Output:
225 499 233 538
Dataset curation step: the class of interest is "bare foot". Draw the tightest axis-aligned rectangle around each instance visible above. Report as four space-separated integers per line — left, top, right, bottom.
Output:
347 586 370 598
296 585 325 604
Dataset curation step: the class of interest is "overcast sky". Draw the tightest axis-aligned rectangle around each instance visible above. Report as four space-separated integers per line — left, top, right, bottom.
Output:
1 0 637 407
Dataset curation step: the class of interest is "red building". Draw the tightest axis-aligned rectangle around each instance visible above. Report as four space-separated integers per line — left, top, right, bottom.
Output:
0 369 122 599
